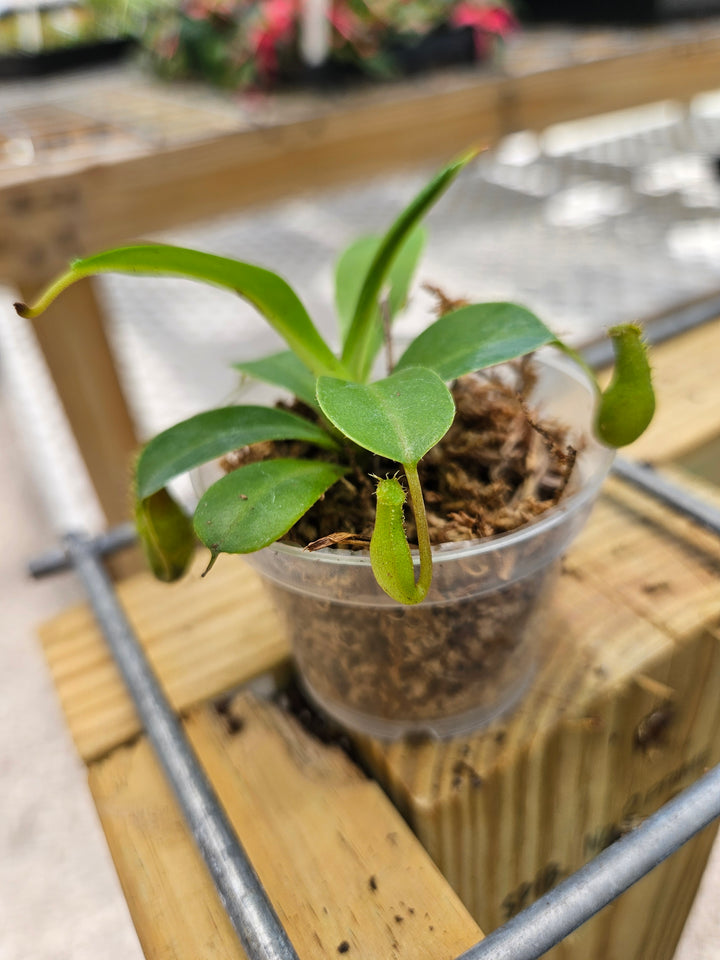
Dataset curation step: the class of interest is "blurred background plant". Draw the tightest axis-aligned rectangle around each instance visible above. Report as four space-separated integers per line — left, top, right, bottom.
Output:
0 0 134 54
142 0 517 90
0 0 515 84
0 0 161 56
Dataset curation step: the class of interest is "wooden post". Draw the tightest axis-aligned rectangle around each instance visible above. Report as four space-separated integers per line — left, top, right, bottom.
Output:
25 278 139 528
4 171 140 532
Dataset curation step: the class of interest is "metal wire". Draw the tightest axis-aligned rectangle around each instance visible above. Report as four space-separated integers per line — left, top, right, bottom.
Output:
62 531 300 960
457 762 720 960
613 458 720 537
581 293 720 370
29 522 137 577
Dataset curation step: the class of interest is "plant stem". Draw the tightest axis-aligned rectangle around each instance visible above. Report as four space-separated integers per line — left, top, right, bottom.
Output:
403 462 432 603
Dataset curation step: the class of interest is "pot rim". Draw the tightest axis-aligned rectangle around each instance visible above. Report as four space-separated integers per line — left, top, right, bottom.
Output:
254 349 615 570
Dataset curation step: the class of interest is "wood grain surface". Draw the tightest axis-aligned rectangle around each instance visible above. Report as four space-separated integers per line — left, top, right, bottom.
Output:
90 694 483 960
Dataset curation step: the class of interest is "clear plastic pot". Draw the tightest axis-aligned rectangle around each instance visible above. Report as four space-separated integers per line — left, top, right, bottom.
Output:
243 351 614 740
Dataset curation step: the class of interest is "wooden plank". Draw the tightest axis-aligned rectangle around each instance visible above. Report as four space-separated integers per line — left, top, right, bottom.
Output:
566 474 720 638
82 79 502 250
1 173 88 289
3 173 142 533
359 610 720 958
89 693 484 960
547 824 718 959
504 34 720 133
24 277 141 531
39 554 289 761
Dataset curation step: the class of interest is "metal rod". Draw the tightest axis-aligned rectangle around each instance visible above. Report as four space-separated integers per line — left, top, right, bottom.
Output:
62 532 300 960
613 457 720 537
457 761 720 960
29 522 137 578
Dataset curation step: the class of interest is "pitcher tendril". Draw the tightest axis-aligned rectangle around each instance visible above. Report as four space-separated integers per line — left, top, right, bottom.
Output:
595 324 655 448
370 470 432 605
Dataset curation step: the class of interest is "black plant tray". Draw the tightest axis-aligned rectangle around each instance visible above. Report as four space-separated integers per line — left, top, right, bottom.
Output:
295 25 477 91
523 0 720 24
0 36 134 79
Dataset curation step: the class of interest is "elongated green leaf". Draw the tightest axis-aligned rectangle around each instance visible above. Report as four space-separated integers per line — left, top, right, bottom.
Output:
15 244 347 380
136 405 336 500
396 302 556 381
134 487 195 582
595 324 655 447
317 367 455 465
385 227 426 319
335 226 426 343
233 351 319 409
194 459 346 556
341 150 477 380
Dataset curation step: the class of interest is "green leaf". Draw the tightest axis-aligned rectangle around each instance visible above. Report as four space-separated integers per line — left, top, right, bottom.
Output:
341 150 477 380
335 236 379 342
134 487 195 582
194 459 347 556
317 367 455 465
396 302 556 381
233 350 319 409
385 226 426 319
595 324 655 447
137 405 336 500
15 244 347 380
335 226 426 344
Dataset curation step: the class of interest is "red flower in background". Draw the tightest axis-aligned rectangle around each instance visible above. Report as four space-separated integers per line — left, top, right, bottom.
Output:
330 2 361 42
251 0 298 77
450 2 517 55
147 0 517 90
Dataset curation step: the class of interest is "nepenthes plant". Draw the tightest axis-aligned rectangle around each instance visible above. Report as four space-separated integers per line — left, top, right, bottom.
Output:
16 150 655 604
